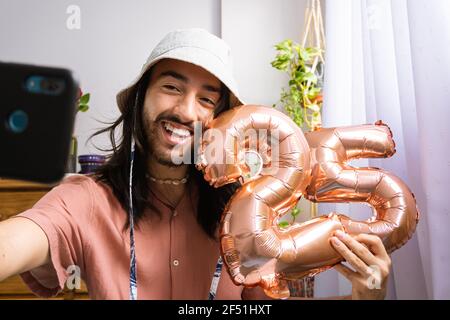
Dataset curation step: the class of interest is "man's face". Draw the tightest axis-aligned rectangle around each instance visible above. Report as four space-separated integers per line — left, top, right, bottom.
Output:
142 59 223 166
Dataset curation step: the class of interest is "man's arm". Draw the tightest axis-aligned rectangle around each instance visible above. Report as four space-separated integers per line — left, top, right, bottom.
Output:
0 217 50 282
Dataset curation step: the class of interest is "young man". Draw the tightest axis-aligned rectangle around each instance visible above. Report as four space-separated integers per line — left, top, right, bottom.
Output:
0 29 391 300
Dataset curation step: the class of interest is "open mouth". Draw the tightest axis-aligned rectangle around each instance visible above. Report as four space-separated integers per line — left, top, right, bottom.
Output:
159 120 193 145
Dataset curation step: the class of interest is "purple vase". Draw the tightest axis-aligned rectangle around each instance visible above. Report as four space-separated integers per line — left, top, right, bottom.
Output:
78 154 106 174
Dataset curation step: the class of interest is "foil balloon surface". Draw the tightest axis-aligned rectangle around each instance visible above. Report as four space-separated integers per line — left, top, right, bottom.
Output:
196 105 419 299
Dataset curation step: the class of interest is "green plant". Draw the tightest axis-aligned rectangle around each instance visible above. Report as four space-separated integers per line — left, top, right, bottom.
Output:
278 207 302 229
271 39 323 130
77 89 90 113
272 40 324 228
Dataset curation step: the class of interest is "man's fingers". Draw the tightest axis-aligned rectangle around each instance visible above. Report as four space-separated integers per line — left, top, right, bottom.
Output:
334 263 356 281
330 236 371 276
353 234 390 260
334 231 378 267
353 234 392 277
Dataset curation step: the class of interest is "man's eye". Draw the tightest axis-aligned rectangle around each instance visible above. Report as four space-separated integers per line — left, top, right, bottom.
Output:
201 98 216 106
163 85 180 92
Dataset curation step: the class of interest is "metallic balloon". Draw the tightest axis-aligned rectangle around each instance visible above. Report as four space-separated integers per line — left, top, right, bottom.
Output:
196 105 419 299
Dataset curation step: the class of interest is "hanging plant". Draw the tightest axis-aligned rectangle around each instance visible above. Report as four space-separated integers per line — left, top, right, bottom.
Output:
272 39 324 227
271 39 323 131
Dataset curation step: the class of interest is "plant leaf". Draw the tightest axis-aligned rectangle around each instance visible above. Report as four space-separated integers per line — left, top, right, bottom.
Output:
299 47 311 62
278 221 291 229
301 72 318 84
275 39 293 52
271 59 289 71
79 93 90 105
78 104 89 112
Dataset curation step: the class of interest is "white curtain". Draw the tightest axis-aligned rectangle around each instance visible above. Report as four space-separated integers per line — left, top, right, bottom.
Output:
315 0 450 299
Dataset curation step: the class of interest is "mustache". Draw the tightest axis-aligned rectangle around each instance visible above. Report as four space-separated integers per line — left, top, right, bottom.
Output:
155 113 196 131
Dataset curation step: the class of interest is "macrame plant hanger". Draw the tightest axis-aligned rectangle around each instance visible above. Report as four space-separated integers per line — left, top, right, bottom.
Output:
301 0 326 91
302 0 325 219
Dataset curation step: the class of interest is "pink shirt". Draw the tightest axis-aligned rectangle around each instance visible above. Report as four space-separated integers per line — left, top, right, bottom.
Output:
16 174 250 299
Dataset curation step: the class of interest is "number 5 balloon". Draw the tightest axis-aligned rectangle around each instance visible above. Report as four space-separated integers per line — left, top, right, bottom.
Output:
196 105 419 299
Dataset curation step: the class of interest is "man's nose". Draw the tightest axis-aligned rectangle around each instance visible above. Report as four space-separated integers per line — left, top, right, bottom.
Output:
174 92 197 123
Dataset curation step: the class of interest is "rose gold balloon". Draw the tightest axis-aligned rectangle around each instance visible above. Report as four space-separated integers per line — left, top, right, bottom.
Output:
196 105 419 299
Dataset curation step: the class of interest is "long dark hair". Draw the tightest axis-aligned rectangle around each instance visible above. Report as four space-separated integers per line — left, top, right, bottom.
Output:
89 67 240 239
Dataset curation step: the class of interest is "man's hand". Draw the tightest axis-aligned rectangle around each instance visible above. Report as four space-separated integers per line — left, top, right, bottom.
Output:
330 230 391 300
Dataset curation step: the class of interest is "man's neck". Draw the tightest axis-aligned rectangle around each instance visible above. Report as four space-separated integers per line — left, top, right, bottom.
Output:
147 159 190 209
147 160 189 181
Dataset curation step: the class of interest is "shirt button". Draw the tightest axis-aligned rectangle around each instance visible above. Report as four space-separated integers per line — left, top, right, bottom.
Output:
173 259 180 267
172 210 178 217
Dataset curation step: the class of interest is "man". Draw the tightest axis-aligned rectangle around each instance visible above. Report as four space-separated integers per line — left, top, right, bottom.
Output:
0 28 391 299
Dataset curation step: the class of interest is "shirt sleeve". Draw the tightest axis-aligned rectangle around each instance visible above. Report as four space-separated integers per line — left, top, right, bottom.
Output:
14 174 94 298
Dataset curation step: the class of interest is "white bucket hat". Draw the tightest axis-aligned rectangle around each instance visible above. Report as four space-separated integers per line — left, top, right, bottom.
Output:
116 28 244 113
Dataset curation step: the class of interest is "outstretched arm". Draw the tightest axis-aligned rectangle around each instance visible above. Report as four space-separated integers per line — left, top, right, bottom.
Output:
0 217 50 282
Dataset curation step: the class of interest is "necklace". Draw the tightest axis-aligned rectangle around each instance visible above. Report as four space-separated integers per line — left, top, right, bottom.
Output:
146 173 190 185
149 184 187 210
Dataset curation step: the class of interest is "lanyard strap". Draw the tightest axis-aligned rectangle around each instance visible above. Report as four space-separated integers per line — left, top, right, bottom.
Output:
208 256 223 300
129 137 138 300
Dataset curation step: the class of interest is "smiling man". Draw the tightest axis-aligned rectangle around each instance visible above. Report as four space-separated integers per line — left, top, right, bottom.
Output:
0 28 391 300
143 60 221 168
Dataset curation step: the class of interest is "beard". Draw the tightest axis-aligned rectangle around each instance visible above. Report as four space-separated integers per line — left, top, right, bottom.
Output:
144 113 195 167
146 122 180 167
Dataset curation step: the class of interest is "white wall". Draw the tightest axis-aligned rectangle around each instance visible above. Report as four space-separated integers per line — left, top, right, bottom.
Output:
0 0 221 168
221 0 309 106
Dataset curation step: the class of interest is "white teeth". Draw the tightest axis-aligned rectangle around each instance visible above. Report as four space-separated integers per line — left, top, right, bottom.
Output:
164 122 191 138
